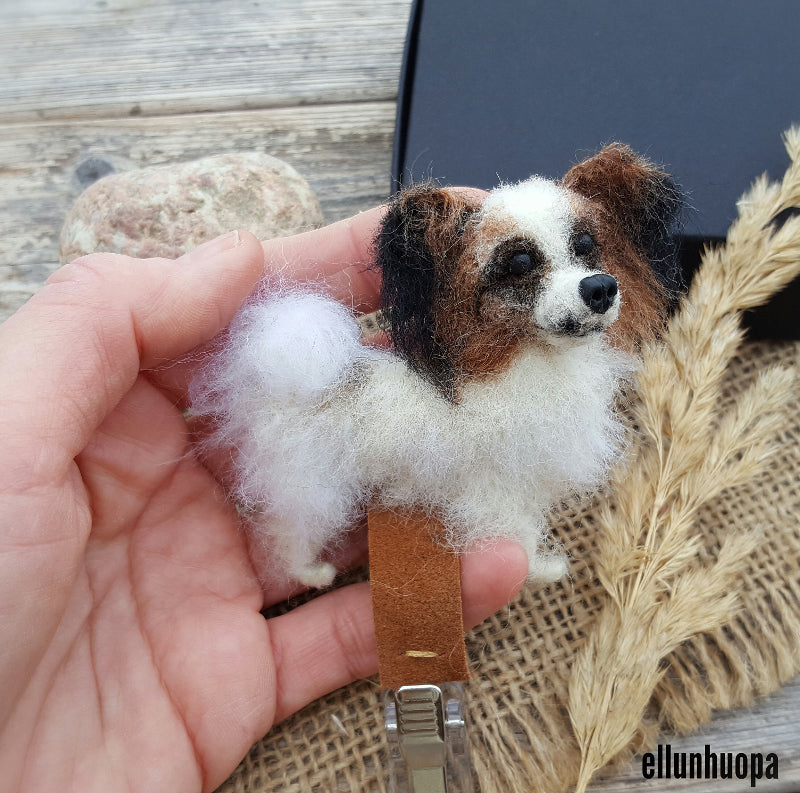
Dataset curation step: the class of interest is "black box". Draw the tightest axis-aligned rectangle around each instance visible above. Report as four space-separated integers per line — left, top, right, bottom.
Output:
392 0 800 337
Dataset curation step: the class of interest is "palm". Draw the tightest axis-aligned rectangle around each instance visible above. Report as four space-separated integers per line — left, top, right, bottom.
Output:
3 376 272 793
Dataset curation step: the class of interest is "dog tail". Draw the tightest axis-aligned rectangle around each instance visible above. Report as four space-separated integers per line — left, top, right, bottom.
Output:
189 290 374 504
191 289 367 423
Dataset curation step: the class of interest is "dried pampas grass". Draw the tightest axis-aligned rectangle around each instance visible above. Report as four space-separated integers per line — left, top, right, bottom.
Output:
569 128 800 791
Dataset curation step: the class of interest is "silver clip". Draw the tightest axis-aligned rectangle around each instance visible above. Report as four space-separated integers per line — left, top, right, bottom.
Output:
384 683 475 793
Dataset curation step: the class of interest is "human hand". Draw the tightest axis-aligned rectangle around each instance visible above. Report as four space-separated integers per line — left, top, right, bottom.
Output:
0 211 528 793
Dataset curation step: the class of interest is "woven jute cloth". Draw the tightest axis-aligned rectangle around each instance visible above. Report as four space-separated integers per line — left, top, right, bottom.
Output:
216 338 800 793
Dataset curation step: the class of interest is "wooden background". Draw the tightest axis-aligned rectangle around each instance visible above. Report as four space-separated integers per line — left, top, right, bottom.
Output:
0 1 797 790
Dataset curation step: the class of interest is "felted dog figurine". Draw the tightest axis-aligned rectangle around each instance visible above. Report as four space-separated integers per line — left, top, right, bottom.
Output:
191 144 682 587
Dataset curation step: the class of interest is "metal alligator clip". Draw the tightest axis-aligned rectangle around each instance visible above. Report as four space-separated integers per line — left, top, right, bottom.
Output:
384 682 475 793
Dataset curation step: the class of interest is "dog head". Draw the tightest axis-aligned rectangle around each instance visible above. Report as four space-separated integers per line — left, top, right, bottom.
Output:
376 145 682 399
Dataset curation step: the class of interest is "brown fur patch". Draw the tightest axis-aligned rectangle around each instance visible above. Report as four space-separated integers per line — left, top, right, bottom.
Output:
563 144 667 240
595 219 667 350
470 211 523 254
563 144 681 347
428 219 544 397
376 186 484 399
380 187 538 398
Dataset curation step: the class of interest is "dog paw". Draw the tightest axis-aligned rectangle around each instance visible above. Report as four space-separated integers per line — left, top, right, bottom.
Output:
526 553 568 585
295 561 338 588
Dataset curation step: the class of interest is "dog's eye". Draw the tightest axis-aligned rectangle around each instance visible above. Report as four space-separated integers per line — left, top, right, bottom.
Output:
507 251 534 275
573 233 596 257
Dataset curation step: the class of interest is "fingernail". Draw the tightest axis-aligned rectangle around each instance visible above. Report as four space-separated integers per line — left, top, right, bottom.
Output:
185 231 238 260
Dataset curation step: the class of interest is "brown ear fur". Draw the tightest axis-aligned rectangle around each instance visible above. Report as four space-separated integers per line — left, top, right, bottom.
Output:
375 185 479 397
563 144 684 348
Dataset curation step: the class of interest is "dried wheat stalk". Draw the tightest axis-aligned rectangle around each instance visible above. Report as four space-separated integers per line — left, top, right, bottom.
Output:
568 128 800 793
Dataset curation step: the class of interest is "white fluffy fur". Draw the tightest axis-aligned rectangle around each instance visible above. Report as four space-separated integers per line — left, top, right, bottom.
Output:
477 180 621 335
537 265 621 333
191 178 634 587
191 302 631 588
478 178 574 267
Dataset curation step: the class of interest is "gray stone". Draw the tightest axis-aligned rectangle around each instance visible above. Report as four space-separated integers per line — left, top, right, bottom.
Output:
59 152 324 263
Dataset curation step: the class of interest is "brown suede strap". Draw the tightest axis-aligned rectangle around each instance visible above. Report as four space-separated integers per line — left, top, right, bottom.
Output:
368 509 470 690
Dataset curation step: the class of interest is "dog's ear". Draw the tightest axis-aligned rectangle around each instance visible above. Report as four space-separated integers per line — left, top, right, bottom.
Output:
375 185 478 393
563 144 684 293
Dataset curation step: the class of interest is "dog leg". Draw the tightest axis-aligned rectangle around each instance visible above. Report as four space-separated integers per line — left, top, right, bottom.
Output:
293 560 338 589
515 515 569 585
269 521 339 588
524 551 569 585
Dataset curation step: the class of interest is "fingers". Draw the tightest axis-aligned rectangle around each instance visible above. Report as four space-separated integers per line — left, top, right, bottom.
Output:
267 540 528 723
259 191 487 314
261 206 386 314
0 231 265 480
149 208 388 406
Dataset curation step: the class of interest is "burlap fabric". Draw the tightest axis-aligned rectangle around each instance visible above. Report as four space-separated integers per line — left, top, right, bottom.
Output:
216 336 800 792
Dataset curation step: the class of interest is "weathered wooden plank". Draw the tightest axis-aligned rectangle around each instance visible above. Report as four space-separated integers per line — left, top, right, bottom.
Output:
0 0 412 122
0 101 395 320
591 675 800 792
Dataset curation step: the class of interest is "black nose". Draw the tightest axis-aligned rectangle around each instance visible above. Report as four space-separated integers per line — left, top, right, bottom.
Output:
579 274 618 314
